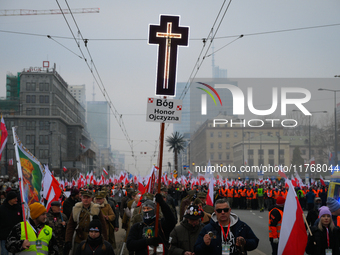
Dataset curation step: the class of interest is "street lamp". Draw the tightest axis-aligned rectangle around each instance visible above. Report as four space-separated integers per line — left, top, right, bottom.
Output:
292 110 327 161
318 88 340 165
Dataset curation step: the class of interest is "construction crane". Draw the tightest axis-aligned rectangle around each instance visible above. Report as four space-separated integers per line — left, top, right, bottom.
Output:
0 8 99 16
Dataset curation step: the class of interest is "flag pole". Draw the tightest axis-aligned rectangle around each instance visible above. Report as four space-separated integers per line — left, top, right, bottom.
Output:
302 212 312 236
12 127 28 240
154 121 165 252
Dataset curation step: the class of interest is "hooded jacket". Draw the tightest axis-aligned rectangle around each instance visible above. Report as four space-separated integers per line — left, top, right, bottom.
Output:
169 219 204 255
0 198 22 240
194 212 259 255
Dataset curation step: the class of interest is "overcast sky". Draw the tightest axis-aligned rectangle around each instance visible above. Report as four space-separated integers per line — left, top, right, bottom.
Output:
1 1 340 176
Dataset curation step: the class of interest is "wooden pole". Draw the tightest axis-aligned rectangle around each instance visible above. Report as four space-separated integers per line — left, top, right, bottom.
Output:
154 121 165 253
302 212 312 236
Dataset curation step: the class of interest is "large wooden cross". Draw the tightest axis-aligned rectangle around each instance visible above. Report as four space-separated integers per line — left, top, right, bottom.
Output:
149 15 189 96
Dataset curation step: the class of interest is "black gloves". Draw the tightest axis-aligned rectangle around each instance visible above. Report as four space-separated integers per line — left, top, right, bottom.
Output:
155 193 164 204
146 237 161 246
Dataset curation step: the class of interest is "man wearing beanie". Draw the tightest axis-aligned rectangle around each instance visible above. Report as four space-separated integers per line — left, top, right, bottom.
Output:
65 190 107 255
5 202 59 255
74 216 115 255
127 193 176 255
0 191 22 255
268 196 285 255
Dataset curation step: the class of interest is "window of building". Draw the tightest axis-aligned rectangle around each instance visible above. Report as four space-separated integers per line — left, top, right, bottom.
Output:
44 83 49 91
226 143 230 149
218 132 222 138
26 108 36 115
40 149 49 159
258 149 264 155
218 142 222 149
210 153 214 160
248 149 254 155
226 132 230 137
39 108 49 116
45 96 49 103
26 135 35 144
301 150 306 155
39 96 44 103
279 149 284 156
269 149 274 155
40 83 46 91
234 131 238 138
248 159 254 166
311 150 315 155
210 143 214 149
26 82 31 91
26 95 30 103
39 135 49 145
269 159 274 165
31 95 36 103
226 153 230 160
258 158 264 165
210 132 214 137
218 153 222 160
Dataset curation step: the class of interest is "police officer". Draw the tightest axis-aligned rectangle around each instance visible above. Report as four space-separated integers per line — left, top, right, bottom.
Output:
46 201 68 255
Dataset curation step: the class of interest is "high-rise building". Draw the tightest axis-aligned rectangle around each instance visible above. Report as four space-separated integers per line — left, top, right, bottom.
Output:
0 64 92 177
68 85 86 108
87 101 110 148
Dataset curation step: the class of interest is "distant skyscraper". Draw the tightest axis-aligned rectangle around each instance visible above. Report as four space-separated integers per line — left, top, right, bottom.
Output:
87 101 110 148
69 85 86 108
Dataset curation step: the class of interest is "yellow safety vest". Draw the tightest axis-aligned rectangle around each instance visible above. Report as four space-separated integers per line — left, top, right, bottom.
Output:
19 222 52 255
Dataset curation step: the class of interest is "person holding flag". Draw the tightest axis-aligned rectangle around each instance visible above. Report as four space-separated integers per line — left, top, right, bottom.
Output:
5 202 59 255
268 196 285 255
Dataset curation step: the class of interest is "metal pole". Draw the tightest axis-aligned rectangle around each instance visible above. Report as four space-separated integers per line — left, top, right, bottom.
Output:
335 92 338 165
309 116 311 161
154 121 165 252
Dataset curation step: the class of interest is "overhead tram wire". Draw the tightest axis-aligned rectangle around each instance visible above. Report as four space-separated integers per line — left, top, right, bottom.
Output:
1 22 340 41
47 35 83 59
55 0 136 163
63 0 134 158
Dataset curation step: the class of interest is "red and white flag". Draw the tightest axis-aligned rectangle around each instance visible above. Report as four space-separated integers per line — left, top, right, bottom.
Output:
103 168 108 175
319 175 326 186
80 143 86 149
9 158 13 165
43 165 62 211
206 160 214 207
278 179 307 255
63 166 67 172
0 116 8 161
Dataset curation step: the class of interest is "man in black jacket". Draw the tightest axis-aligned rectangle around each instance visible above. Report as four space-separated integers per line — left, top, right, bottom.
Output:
126 193 176 255
194 198 259 255
63 188 80 219
0 191 22 255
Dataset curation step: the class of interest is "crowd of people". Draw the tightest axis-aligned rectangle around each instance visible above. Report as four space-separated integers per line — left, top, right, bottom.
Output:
0 176 339 255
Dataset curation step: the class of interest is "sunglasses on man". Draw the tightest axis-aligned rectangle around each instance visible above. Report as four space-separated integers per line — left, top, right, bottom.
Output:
216 207 230 213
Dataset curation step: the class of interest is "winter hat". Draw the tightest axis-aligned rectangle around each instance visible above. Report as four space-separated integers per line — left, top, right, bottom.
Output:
29 202 47 219
276 196 286 206
71 188 80 196
326 197 340 212
184 205 204 220
142 199 155 210
89 215 102 234
319 206 332 218
6 191 17 201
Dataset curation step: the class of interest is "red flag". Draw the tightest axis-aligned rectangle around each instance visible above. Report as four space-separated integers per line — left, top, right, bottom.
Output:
278 180 307 255
103 168 108 175
0 116 8 160
63 166 67 172
319 175 326 186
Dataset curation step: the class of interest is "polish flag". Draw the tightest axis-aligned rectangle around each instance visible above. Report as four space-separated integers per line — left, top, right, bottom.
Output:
278 179 307 255
319 175 326 186
0 116 8 161
206 161 214 207
9 158 14 165
278 165 287 179
43 165 62 211
310 157 315 166
103 168 108 175
63 166 67 172
137 175 145 193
